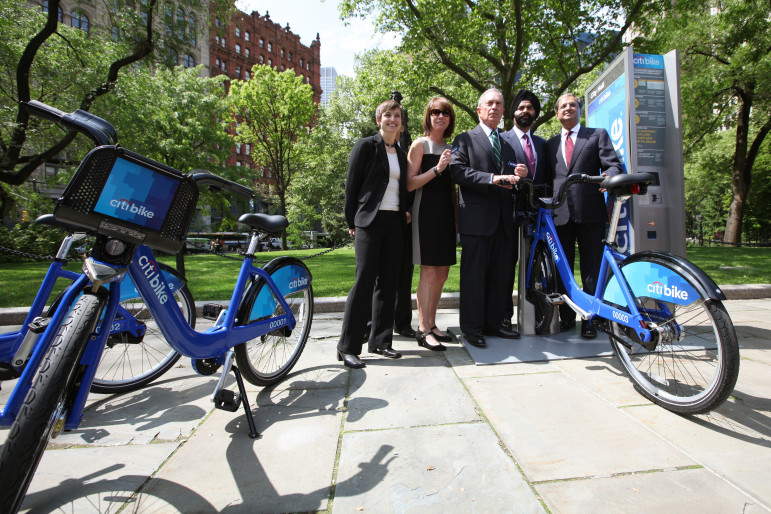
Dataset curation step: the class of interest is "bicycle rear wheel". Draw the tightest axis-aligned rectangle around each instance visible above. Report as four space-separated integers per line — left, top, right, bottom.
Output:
527 244 556 334
235 257 313 386
0 289 107 513
604 256 739 414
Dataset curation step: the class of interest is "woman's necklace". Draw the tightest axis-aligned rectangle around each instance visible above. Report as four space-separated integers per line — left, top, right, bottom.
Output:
383 139 397 148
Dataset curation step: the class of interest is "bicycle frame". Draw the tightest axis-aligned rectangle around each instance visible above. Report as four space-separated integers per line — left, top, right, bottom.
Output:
527 203 656 344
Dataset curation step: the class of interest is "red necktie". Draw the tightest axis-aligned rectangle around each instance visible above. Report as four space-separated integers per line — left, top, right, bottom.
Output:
522 135 536 178
565 130 574 167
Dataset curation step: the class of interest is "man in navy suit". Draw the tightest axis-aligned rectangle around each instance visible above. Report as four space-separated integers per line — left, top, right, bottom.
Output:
450 88 529 348
501 89 552 330
546 93 623 338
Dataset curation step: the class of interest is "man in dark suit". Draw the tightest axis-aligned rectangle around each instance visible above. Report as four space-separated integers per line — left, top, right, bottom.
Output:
450 88 528 348
546 93 623 338
501 89 551 329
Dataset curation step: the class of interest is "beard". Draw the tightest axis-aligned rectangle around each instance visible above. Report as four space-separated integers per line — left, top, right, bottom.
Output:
515 112 534 128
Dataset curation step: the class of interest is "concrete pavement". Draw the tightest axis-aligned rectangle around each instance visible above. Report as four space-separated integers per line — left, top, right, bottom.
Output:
1 299 770 513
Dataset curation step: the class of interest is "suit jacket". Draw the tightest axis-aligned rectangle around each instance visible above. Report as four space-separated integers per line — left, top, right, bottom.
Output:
450 125 518 238
546 126 622 226
501 129 552 214
345 133 411 229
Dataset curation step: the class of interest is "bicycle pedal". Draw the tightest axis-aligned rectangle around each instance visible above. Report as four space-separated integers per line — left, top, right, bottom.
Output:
546 293 564 305
202 303 225 321
213 389 242 412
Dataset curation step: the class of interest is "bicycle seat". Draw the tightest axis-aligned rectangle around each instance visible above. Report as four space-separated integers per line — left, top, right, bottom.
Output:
238 213 289 233
601 173 655 197
34 214 90 234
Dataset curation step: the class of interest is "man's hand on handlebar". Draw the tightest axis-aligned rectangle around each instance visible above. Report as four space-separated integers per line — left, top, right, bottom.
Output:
493 174 519 189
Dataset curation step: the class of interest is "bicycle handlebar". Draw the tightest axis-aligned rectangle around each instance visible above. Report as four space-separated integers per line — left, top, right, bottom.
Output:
517 172 653 211
190 171 255 199
23 100 118 146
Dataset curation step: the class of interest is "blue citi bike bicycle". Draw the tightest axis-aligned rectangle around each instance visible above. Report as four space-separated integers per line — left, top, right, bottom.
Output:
518 173 739 414
0 101 314 512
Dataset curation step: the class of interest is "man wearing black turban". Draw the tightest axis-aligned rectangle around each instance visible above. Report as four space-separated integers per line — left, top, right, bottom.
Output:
501 89 552 331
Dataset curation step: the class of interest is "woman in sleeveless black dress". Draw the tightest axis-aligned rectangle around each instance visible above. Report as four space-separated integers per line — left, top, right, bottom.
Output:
406 98 457 351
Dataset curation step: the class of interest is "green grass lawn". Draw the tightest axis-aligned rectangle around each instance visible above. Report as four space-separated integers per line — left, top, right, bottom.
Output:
0 245 768 308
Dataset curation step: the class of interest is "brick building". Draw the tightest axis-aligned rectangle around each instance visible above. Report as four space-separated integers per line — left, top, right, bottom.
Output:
209 7 321 197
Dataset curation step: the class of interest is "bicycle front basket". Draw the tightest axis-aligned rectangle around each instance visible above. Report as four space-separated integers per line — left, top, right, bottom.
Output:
54 146 198 254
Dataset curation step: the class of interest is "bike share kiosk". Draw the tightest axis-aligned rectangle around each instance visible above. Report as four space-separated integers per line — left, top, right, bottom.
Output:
517 47 686 335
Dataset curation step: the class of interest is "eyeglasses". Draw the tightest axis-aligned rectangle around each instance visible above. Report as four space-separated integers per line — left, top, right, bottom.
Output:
430 109 452 117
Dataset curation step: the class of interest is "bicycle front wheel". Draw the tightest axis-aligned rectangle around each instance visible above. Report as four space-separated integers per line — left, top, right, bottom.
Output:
0 289 107 513
603 255 739 414
235 257 313 386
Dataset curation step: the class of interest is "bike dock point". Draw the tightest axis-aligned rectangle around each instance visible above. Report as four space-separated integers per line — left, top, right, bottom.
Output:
1 296 771 512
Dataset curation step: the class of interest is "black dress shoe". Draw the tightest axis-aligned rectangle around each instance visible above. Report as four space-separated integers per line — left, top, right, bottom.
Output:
394 326 416 338
429 326 452 342
483 326 521 339
581 320 597 339
337 351 365 368
416 330 446 351
559 319 576 332
369 346 402 359
463 331 486 347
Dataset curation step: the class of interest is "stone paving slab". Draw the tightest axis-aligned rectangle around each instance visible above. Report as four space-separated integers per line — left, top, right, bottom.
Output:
534 467 766 513
334 423 544 513
466 371 697 482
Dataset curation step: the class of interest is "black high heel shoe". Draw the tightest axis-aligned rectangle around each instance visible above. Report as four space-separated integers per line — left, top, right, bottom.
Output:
416 330 446 351
430 326 453 342
337 351 366 368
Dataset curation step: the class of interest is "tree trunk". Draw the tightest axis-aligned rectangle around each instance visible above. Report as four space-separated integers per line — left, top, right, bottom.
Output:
723 83 754 246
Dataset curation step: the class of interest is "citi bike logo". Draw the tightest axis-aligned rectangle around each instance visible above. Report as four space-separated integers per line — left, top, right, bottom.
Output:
648 281 689 301
110 199 155 219
288 276 308 290
138 255 168 304
546 233 560 263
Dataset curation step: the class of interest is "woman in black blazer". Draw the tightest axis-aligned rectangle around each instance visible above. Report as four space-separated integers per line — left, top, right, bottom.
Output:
337 100 411 369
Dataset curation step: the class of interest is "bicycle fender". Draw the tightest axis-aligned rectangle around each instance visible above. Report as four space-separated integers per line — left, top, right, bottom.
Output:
248 257 312 321
625 251 726 301
119 262 185 302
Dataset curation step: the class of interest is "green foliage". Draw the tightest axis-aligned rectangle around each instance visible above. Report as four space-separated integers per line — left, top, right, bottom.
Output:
92 65 232 173
0 222 67 263
339 0 654 130
228 66 316 233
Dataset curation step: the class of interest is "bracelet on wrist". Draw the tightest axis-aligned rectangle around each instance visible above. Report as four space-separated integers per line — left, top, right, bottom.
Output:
433 166 440 177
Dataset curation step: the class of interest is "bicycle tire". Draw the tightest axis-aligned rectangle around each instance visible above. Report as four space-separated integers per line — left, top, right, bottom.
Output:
527 244 556 334
0 290 107 513
604 256 740 414
46 264 193 394
235 257 313 386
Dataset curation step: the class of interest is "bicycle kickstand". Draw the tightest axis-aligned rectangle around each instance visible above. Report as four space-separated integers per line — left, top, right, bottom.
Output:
211 351 260 439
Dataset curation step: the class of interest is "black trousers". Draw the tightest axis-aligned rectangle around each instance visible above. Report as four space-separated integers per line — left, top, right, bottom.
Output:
338 211 404 355
556 220 606 323
458 222 514 333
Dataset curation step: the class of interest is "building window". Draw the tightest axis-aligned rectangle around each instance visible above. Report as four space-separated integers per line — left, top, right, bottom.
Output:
245 144 250 155
245 31 250 41
176 8 185 40
41 1 64 22
259 38 264 48
300 58 304 67
280 49 285 58
221 37 226 48
236 161 242 167
215 17 221 27
306 62 310 70
245 48 250 58
236 143 242 154
236 66 241 78
268 58 273 67
259 55 264 64
288 52 293 62
268 42 272 52
280 64 285 71
188 14 197 46
215 35 220 46
71 10 90 33
245 70 250 80
306 76 311 83
235 27 241 37
183 54 195 68
221 61 226 71
235 43 241 54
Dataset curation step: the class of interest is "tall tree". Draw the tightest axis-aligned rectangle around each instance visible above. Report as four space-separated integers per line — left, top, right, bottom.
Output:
634 0 770 245
0 0 231 220
228 65 316 247
339 0 654 129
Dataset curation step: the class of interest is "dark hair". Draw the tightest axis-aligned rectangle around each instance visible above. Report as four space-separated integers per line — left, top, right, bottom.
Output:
422 97 455 139
375 99 402 122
